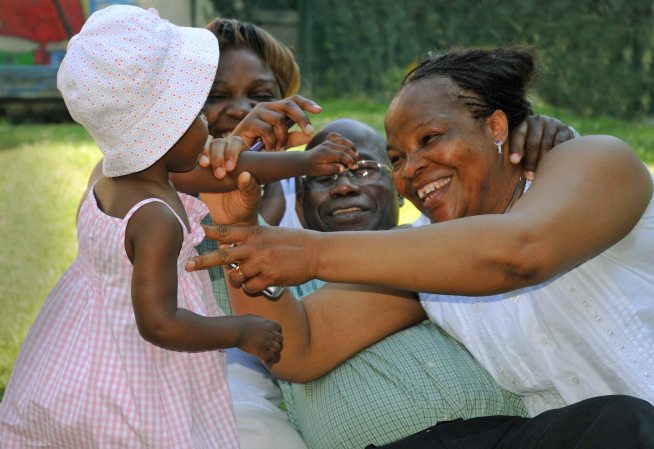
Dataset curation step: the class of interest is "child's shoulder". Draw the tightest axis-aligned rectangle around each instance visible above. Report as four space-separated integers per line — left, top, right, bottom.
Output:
94 176 183 219
119 193 188 263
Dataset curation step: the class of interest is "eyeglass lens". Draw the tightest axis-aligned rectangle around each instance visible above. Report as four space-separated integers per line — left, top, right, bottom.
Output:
306 161 385 190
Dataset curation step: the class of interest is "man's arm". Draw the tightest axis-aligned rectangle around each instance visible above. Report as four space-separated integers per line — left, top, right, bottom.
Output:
225 277 426 383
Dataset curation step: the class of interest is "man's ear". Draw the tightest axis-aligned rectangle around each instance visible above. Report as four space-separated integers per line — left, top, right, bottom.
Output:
295 190 306 227
295 177 302 199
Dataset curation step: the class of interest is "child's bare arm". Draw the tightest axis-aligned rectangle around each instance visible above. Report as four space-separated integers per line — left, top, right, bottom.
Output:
170 138 358 194
171 95 357 194
126 202 282 360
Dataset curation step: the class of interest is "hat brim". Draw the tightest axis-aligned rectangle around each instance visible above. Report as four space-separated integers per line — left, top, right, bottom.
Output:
103 26 219 177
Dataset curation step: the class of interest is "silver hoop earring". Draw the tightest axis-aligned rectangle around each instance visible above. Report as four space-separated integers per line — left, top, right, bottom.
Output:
495 140 503 155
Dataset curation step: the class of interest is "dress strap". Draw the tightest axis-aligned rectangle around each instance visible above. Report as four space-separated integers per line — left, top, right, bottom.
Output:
123 198 189 235
118 198 190 266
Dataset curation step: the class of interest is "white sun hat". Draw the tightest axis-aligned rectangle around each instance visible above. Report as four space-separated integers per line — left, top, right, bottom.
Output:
57 5 219 177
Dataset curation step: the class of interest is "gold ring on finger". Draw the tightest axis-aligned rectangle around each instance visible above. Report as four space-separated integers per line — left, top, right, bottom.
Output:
235 265 247 283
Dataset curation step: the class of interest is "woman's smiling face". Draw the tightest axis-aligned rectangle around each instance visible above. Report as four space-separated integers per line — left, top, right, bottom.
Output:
385 76 512 223
203 47 282 138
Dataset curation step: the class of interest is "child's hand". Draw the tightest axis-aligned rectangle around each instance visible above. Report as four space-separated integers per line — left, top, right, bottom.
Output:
199 135 249 179
302 132 359 177
237 315 283 363
198 95 322 180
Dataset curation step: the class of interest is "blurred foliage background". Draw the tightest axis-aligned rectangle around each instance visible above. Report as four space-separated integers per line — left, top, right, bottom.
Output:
213 0 654 118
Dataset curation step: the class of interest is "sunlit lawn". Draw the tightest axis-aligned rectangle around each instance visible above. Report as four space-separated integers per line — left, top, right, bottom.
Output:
0 99 653 401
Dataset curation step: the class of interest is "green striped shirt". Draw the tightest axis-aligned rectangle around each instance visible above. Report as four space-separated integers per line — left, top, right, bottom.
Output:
197 216 528 449
280 287 528 449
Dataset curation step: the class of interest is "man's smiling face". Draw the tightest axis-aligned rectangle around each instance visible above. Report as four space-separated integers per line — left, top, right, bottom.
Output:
299 119 402 233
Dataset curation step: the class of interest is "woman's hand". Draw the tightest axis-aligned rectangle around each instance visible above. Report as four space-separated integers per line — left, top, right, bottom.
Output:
233 95 322 151
509 115 576 180
301 132 358 176
186 225 322 292
197 95 323 179
201 171 262 227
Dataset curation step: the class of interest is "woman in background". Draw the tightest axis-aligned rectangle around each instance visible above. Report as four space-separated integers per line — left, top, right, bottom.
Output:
200 18 302 228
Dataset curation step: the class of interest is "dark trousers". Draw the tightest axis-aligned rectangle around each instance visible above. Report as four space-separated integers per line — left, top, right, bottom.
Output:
367 395 654 449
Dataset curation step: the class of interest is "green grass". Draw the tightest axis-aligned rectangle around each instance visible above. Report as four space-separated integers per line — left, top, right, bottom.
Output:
0 100 652 402
310 99 390 133
534 102 654 167
0 124 100 402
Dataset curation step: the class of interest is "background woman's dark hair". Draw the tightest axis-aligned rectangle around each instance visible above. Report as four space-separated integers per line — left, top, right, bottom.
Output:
402 46 536 130
206 18 300 98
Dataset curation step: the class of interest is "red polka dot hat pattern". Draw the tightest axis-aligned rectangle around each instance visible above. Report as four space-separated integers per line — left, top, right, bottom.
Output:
57 5 219 177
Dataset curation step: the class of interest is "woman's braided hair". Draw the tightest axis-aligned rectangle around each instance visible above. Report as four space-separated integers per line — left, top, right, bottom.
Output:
402 46 536 130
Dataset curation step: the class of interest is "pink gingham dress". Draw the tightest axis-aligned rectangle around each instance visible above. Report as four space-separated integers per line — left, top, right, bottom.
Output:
0 190 239 448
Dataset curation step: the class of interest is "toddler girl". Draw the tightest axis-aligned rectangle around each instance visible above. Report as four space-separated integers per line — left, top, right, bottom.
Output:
0 6 356 448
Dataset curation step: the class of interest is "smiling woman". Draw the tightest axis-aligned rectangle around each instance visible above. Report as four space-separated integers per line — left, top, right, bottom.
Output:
202 18 300 139
386 47 536 223
200 18 302 226
191 46 654 448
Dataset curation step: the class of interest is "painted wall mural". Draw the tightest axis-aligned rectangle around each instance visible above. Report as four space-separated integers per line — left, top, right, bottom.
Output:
0 0 140 67
0 0 137 99
0 0 211 100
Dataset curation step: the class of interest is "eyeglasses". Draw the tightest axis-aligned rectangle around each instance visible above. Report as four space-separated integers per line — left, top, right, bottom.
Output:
302 160 392 191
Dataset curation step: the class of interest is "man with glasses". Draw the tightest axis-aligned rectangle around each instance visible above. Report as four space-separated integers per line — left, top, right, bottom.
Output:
297 120 401 233
275 119 528 448
275 122 403 232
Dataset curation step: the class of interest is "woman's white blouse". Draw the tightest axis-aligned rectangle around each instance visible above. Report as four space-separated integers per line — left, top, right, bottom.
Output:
419 169 654 417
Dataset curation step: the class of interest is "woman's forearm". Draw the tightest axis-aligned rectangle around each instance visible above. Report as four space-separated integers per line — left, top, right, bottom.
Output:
314 139 652 296
171 151 305 194
313 213 554 296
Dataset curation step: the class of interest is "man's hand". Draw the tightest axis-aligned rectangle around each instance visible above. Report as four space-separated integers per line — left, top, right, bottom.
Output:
200 171 261 228
509 115 576 181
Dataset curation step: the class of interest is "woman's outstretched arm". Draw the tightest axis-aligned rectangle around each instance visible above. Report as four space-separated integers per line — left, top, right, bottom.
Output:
225 279 426 383
189 136 653 296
